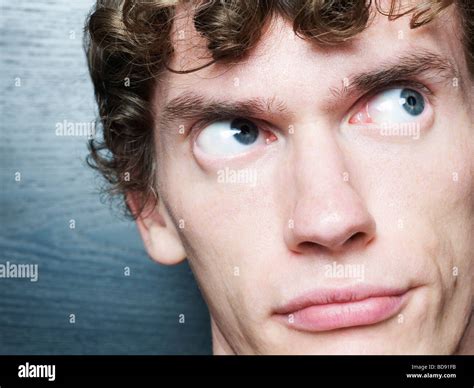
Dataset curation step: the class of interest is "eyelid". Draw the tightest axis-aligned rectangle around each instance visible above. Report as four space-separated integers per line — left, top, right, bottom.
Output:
191 115 234 133
191 115 273 137
366 80 435 105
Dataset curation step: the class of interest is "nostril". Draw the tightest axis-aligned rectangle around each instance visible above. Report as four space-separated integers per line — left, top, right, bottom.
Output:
348 232 365 244
296 231 367 253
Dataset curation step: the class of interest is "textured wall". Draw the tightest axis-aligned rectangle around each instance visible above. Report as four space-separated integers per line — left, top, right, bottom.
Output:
0 0 211 355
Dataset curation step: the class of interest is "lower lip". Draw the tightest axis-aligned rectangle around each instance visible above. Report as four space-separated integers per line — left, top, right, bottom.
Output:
277 294 407 332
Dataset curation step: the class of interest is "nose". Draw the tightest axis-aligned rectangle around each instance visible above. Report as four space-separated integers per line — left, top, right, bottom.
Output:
284 132 376 255
286 188 376 254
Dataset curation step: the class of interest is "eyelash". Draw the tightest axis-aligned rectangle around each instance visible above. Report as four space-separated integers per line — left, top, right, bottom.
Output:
188 79 435 136
355 79 435 108
190 116 271 137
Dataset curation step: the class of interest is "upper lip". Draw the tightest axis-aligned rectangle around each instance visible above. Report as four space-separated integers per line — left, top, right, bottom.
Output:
274 285 409 315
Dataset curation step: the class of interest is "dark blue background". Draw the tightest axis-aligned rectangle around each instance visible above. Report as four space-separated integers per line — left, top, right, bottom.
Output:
0 0 211 354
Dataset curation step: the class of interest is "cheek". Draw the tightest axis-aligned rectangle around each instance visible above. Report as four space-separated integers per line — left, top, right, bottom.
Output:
349 115 474 295
180 182 280 277
159 149 281 287
415 124 474 246
170 170 286 333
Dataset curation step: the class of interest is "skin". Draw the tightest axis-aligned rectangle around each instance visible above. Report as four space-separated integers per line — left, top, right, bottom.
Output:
129 4 474 354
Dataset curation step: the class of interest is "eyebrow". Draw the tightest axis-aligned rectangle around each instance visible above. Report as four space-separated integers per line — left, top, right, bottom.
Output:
341 50 458 97
158 50 458 128
159 93 291 129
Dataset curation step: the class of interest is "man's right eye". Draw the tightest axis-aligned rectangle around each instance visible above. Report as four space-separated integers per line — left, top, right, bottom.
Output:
194 117 277 158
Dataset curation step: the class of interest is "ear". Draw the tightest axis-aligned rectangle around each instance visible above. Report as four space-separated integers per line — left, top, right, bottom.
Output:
127 192 186 266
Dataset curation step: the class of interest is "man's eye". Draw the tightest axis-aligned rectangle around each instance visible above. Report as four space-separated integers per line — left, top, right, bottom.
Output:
195 118 276 157
349 88 426 125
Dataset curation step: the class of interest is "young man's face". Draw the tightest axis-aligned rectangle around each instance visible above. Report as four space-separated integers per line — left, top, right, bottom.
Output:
137 5 474 354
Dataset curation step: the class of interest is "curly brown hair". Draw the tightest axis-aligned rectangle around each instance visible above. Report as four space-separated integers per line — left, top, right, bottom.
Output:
84 0 473 218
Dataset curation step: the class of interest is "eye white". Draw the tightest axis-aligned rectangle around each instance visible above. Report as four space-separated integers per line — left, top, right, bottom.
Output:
368 88 425 123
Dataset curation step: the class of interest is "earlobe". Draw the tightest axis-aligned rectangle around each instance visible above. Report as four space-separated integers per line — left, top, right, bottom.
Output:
143 223 187 265
127 192 187 266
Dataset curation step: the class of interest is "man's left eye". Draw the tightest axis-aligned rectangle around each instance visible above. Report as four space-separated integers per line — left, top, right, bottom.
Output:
349 88 426 125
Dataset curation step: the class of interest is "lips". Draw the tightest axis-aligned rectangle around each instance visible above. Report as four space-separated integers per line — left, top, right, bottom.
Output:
274 286 409 332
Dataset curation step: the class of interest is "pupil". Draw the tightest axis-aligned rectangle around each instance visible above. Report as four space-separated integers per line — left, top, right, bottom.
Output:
407 96 416 106
231 118 258 145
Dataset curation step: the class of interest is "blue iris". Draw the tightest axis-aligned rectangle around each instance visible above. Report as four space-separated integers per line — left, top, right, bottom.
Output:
401 89 424 116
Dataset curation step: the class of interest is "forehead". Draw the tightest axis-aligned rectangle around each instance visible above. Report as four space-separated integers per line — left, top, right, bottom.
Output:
155 3 464 105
